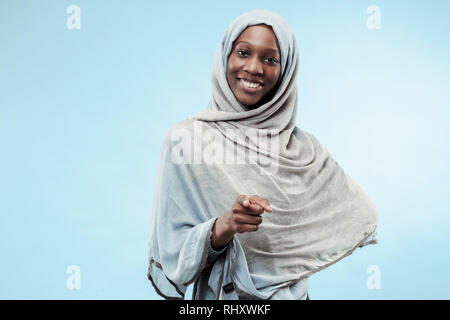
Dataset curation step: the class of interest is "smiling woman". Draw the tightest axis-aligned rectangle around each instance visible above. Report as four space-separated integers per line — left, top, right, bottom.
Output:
227 24 281 108
147 9 378 301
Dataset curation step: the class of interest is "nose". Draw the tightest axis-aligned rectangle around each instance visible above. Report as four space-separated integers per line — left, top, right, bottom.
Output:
243 55 263 75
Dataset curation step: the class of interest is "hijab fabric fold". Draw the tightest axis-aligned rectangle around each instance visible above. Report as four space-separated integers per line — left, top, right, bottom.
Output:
147 9 378 300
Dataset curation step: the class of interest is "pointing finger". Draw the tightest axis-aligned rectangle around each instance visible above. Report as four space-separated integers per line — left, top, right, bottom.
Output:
249 197 272 212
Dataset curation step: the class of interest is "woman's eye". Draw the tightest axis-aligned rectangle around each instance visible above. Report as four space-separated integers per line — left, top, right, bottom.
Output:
266 57 279 64
237 50 248 56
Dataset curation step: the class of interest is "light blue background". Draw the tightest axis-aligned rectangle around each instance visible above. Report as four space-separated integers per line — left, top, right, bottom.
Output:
1 0 449 299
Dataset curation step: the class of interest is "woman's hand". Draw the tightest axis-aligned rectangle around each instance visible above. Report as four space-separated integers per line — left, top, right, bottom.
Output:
211 195 272 250
228 194 272 233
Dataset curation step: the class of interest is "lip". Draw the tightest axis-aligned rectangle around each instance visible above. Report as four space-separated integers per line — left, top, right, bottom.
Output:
238 78 264 93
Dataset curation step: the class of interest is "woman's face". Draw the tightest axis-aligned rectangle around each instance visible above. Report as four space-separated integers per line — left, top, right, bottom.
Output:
227 24 281 109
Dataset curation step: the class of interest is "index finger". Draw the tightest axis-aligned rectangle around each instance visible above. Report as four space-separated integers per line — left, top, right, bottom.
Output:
249 197 272 212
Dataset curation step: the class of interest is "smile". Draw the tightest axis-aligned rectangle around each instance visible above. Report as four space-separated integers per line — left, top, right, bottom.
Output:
239 78 263 92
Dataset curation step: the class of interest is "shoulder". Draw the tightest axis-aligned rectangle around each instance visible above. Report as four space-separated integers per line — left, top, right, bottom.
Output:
292 127 329 154
160 119 209 157
162 119 198 144
293 127 319 144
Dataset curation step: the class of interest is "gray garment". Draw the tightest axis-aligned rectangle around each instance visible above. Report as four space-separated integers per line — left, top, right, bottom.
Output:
146 119 378 300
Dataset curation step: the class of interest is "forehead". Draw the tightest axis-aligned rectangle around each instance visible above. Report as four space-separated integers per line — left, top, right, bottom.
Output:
233 24 280 53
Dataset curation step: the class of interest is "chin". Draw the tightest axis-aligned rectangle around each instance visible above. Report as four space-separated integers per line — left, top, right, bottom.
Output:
238 96 262 107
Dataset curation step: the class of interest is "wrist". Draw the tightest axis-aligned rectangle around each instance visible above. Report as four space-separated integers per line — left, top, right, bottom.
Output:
211 214 235 250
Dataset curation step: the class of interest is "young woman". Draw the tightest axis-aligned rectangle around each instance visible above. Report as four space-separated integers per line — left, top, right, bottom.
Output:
147 9 378 300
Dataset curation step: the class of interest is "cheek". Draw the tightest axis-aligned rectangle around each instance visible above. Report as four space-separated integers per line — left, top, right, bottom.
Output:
268 68 281 88
274 68 281 83
227 59 242 92
227 57 239 76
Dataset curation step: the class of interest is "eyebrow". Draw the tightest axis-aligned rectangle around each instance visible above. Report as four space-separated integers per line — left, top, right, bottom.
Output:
235 41 280 55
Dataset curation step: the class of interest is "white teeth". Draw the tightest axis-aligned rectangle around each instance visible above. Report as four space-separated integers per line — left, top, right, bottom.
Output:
241 79 261 88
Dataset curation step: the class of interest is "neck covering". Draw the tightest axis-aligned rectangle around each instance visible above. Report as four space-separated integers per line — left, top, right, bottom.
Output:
147 9 378 300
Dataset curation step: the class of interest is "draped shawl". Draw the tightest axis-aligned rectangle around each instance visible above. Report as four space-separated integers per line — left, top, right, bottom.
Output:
147 9 378 300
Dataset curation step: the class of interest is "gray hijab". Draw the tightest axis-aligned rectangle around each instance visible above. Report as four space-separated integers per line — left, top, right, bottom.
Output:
147 9 378 299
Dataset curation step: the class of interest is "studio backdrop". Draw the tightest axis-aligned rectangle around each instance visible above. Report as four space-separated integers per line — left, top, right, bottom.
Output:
0 0 449 299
